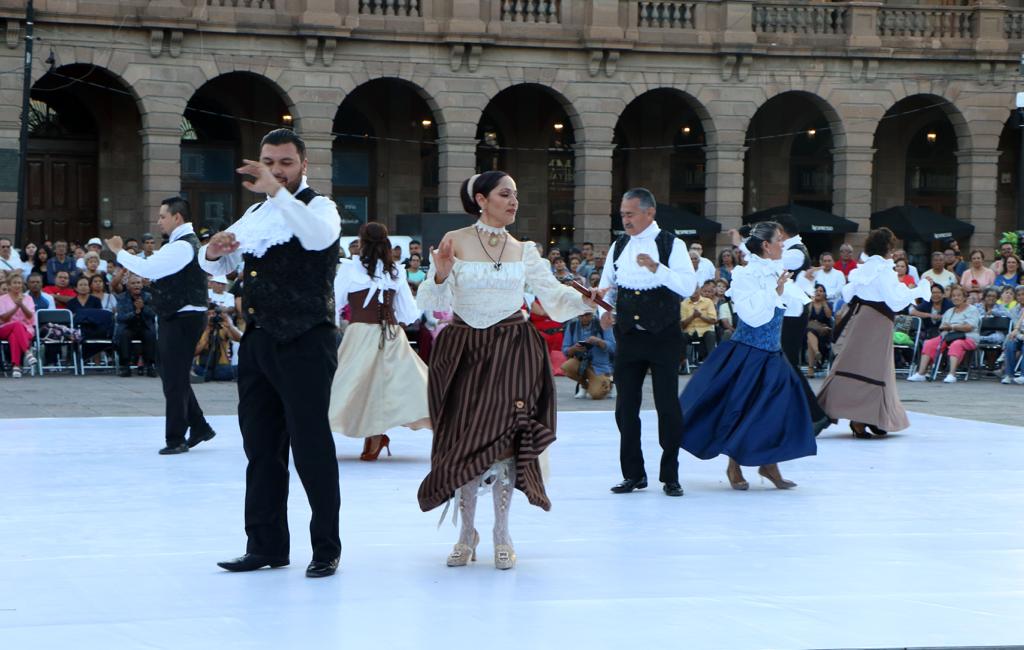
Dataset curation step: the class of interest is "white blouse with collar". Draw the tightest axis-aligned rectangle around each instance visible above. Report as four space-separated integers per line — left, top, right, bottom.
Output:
842 255 932 313
726 254 808 328
333 259 420 326
417 241 588 329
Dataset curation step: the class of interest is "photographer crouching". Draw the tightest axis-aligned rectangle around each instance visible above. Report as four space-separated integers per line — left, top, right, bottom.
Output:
561 308 616 400
192 303 242 382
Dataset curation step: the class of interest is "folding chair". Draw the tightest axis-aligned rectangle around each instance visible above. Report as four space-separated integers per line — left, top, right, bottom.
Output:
35 309 80 375
971 315 1012 380
75 308 117 374
929 335 973 382
893 315 922 377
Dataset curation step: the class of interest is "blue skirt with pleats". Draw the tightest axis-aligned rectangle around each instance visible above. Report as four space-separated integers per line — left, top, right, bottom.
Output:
679 340 817 466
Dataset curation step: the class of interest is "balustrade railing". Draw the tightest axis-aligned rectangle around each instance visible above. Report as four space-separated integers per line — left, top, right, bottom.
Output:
637 2 699 30
500 0 562 24
1005 11 1024 40
878 7 972 39
359 0 423 17
752 3 847 36
206 0 275 8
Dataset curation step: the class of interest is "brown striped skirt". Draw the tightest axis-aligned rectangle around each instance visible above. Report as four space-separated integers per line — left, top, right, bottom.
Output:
417 311 556 512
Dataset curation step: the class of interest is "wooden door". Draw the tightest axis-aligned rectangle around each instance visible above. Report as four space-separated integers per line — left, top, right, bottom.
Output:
25 152 98 244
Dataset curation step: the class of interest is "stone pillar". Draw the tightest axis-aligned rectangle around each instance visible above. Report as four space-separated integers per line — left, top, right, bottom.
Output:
438 135 478 213
140 125 183 233
846 2 882 49
956 148 1001 248
832 145 875 247
720 0 757 47
704 142 747 252
573 141 615 247
301 134 335 195
972 0 1009 54
0 86 20 240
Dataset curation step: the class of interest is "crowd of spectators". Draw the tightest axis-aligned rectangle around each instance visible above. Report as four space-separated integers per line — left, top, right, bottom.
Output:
3 229 1023 393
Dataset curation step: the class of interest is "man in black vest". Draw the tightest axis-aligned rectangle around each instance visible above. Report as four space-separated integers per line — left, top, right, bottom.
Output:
106 197 217 455
200 129 342 579
599 188 697 497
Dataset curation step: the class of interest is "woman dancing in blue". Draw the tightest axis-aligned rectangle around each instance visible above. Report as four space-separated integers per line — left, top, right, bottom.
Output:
679 221 817 490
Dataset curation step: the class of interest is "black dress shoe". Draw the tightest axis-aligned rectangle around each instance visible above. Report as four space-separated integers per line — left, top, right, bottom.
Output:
663 482 684 497
217 553 290 572
610 477 648 493
158 443 189 455
305 557 339 578
117 367 132 378
187 428 217 448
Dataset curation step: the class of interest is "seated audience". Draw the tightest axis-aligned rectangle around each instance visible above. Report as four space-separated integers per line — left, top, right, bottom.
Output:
960 249 996 291
944 240 968 277
680 280 718 373
89 275 117 311
910 283 954 340
892 249 920 284
895 259 916 288
43 270 76 308
405 253 427 288
552 257 574 283
806 252 847 304
991 240 1016 275
1002 306 1024 384
835 243 858 277
716 248 736 284
0 273 37 377
26 273 55 311
45 240 76 285
908 284 980 383
65 276 102 314
587 271 601 289
993 254 1020 288
30 246 50 277
78 251 104 281
804 284 833 378
75 238 109 274
207 275 235 311
921 251 957 291
114 275 157 377
561 309 616 400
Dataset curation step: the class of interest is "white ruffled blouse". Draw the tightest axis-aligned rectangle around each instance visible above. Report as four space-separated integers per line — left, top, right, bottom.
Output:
416 242 589 329
334 259 420 326
726 254 809 328
841 255 932 313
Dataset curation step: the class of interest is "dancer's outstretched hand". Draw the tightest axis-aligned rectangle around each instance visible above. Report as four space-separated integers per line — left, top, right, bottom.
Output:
431 237 455 283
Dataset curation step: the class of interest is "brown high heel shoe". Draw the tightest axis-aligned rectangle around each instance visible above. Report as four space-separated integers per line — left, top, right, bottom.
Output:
359 434 392 461
758 463 797 489
726 459 749 491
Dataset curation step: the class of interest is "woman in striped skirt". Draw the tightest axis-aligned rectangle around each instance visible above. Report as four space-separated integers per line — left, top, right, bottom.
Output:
417 171 599 570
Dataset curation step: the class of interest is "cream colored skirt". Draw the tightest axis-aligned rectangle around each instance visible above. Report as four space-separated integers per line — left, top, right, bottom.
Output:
328 323 431 438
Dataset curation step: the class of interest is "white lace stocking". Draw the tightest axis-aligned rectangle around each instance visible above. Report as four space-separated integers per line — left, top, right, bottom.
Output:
491 459 515 548
457 476 481 546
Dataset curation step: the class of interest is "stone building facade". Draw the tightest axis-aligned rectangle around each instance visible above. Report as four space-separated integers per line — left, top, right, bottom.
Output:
0 0 1022 259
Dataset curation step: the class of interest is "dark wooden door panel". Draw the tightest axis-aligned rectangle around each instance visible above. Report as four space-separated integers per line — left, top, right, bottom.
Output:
24 152 97 243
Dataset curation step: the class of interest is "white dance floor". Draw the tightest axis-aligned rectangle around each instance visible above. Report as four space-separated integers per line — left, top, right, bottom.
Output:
1 411 1021 650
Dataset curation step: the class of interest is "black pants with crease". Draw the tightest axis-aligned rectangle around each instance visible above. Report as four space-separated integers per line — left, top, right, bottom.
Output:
156 311 210 446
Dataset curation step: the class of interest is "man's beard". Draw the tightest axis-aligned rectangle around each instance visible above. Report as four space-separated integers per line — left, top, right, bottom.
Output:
284 175 302 194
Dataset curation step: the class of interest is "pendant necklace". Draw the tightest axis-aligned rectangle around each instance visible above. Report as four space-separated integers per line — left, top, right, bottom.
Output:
475 224 508 271
475 219 507 248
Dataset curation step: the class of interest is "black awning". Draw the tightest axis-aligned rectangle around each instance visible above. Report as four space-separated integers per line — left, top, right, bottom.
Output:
611 203 722 237
743 203 858 234
870 205 975 242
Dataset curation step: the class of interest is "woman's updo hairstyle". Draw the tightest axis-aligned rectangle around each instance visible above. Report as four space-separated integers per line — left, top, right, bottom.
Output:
864 227 895 258
744 221 780 257
358 221 398 280
459 171 509 215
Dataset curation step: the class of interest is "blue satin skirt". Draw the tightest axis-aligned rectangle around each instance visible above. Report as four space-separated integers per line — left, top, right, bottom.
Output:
679 340 817 466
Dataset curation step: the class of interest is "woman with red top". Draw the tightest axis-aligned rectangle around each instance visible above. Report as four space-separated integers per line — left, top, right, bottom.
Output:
0 274 38 377
895 259 916 288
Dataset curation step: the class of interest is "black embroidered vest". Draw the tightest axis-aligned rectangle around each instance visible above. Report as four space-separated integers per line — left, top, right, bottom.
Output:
240 187 340 342
612 230 681 335
149 232 208 319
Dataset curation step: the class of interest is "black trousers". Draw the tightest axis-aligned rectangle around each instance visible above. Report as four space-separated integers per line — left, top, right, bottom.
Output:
682 330 717 364
781 313 828 422
614 327 684 484
781 313 806 368
156 312 210 446
117 322 156 367
237 324 340 563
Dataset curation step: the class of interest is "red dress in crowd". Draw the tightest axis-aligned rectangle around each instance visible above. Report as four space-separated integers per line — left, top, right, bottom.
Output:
528 298 567 376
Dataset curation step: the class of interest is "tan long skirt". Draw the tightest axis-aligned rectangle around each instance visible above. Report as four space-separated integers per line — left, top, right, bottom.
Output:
817 304 910 432
417 313 556 512
328 323 431 438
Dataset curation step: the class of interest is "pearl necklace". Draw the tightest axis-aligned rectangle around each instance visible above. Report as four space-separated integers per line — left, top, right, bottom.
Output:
474 219 507 248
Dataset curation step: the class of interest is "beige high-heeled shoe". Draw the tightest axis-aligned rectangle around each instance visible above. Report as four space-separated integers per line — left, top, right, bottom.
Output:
758 464 797 489
446 529 479 567
494 544 516 570
726 459 749 491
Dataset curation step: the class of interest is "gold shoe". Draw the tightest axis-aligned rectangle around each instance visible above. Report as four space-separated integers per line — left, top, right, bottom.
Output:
726 462 749 491
446 530 479 567
758 464 797 489
494 544 516 570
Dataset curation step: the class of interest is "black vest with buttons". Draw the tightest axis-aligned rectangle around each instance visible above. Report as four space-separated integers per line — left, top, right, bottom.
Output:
149 232 208 319
240 187 340 342
612 230 681 335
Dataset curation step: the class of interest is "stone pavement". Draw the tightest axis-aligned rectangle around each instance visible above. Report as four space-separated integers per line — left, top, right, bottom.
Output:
0 371 1018 427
